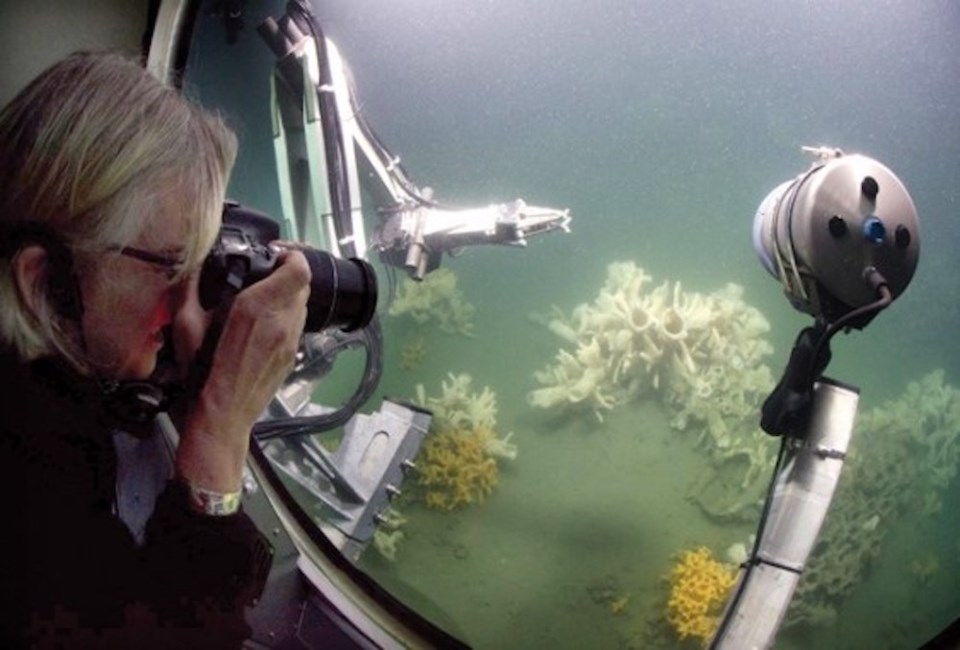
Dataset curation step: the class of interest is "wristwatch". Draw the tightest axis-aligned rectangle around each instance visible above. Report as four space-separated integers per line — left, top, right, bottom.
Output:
186 483 242 516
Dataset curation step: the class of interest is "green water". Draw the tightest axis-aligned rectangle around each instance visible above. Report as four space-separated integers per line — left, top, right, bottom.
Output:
186 1 960 647
366 273 960 649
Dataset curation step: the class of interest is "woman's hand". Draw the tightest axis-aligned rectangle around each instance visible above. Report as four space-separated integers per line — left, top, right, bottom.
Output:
173 249 310 492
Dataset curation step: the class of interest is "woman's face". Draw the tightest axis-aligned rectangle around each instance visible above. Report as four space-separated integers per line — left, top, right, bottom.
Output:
79 201 199 381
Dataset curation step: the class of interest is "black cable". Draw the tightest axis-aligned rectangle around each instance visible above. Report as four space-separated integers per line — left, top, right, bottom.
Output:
761 269 892 438
707 436 790 649
805 270 892 392
248 2 396 442
252 316 383 440
347 90 438 208
287 0 356 257
712 272 892 646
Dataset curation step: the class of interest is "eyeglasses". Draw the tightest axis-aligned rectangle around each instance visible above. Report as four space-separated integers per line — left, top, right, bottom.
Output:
110 245 185 281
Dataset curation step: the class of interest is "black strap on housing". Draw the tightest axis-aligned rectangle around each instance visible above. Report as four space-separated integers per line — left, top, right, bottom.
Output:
760 323 832 438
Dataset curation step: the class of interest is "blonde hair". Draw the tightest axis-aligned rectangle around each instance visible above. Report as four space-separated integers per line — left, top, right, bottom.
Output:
0 52 237 367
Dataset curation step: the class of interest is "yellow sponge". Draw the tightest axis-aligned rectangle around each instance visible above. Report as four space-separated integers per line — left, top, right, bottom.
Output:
666 546 737 645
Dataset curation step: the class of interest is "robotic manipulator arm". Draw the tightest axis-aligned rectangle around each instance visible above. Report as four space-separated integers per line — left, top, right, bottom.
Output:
710 147 920 649
257 4 571 277
249 2 570 559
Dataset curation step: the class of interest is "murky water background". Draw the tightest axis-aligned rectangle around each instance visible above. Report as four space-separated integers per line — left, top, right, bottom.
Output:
188 1 960 647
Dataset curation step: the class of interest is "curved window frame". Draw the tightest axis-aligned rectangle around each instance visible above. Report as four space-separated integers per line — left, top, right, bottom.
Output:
146 1 471 646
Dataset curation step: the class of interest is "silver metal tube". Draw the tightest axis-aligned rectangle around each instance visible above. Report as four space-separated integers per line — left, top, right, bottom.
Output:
145 0 194 85
712 378 859 650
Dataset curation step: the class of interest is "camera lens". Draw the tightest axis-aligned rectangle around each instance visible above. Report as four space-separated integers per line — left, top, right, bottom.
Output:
203 203 379 333
302 251 377 332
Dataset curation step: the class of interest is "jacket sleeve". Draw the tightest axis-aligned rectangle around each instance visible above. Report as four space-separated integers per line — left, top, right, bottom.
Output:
0 358 274 649
139 479 274 645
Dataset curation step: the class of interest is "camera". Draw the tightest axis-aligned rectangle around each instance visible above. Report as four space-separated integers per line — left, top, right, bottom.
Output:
752 148 918 323
199 202 377 332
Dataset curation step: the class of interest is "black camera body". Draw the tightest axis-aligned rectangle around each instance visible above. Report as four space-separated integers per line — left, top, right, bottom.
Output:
199 203 377 332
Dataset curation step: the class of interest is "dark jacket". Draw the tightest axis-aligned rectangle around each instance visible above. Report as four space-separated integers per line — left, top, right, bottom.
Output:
0 352 270 649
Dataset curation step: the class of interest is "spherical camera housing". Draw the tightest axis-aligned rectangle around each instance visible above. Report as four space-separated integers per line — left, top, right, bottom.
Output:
753 151 919 321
